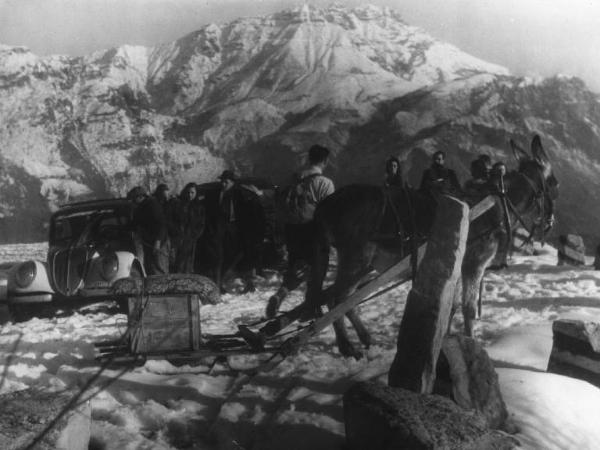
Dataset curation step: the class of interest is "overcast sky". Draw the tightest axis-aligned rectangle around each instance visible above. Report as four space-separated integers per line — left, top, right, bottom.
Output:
1 0 599 92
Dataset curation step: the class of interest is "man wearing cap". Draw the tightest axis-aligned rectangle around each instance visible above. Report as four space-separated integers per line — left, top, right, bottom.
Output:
208 170 265 293
127 186 169 275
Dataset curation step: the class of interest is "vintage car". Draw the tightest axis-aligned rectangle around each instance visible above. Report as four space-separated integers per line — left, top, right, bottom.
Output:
0 198 145 320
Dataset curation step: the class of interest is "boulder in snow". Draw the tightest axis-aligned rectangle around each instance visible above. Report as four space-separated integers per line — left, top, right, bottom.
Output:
343 381 518 450
547 319 600 388
512 227 535 255
557 234 586 266
434 334 508 429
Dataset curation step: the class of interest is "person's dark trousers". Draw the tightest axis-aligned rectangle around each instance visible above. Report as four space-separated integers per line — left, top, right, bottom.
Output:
174 236 197 274
282 222 316 290
145 239 170 275
265 221 316 318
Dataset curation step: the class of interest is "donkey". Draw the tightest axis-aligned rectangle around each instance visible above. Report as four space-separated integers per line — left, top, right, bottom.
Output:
305 135 558 358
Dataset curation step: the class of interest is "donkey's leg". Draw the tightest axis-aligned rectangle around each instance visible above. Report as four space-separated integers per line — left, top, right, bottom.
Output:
302 224 331 321
343 242 377 348
346 309 372 349
330 243 373 359
461 238 497 336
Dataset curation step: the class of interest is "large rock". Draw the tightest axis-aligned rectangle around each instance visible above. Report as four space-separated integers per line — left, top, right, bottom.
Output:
511 227 535 256
0 388 91 450
557 234 586 266
547 319 600 387
343 381 518 450
434 335 508 429
388 195 469 392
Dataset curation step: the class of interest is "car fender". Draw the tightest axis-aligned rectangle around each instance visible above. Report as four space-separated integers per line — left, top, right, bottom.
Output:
84 251 143 288
8 260 53 295
114 251 144 278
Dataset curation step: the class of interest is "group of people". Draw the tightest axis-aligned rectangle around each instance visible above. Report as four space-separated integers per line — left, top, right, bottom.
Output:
384 150 507 200
126 170 255 287
125 144 509 306
417 150 507 201
126 182 205 277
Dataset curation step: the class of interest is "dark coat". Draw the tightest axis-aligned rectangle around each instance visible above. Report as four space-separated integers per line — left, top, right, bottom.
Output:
385 173 404 188
200 184 266 279
131 196 167 244
419 165 462 196
174 198 205 240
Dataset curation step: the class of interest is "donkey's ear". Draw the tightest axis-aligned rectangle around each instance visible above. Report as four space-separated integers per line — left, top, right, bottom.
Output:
530 134 549 163
510 138 529 163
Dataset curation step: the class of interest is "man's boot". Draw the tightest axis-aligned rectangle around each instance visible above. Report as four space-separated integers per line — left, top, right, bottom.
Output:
266 287 289 319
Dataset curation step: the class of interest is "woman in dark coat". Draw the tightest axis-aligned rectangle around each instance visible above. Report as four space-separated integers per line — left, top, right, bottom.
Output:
384 156 404 187
173 182 206 273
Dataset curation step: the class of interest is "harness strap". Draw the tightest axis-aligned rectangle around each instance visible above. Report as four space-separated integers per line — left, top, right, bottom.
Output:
378 187 419 279
497 176 513 259
383 187 403 237
403 185 419 280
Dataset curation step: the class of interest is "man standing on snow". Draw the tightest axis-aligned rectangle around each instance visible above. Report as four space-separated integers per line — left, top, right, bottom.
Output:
266 144 334 319
127 186 169 275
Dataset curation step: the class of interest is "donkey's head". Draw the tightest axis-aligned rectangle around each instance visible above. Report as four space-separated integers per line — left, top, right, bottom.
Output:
509 134 559 238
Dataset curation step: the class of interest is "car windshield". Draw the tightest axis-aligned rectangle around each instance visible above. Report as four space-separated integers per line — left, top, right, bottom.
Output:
50 206 132 247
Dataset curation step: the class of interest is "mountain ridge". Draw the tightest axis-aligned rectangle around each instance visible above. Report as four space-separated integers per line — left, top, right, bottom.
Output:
0 4 599 248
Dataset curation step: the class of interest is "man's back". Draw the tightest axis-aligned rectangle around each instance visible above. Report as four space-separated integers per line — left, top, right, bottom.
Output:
297 165 334 207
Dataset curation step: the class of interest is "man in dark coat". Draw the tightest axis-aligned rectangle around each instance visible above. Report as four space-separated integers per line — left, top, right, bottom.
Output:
152 183 178 270
209 170 266 293
419 150 462 197
127 186 169 275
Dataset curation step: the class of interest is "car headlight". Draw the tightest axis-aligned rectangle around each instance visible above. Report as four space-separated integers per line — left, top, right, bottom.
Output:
15 261 36 288
101 253 119 280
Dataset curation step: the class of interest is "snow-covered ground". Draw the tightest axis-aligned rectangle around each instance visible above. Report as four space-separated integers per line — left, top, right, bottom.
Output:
1 242 600 449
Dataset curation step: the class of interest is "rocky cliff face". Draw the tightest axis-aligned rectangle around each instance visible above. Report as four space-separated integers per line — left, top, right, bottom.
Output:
0 4 599 246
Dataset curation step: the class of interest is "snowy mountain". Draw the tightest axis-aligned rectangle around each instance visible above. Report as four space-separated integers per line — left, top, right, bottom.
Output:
0 4 599 246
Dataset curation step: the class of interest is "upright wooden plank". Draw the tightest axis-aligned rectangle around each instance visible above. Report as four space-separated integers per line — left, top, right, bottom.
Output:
388 196 470 392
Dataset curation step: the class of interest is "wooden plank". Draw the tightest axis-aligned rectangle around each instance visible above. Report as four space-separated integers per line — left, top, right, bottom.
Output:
469 195 495 222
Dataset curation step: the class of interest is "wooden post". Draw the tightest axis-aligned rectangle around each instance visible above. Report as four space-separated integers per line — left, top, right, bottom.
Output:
388 195 469 393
